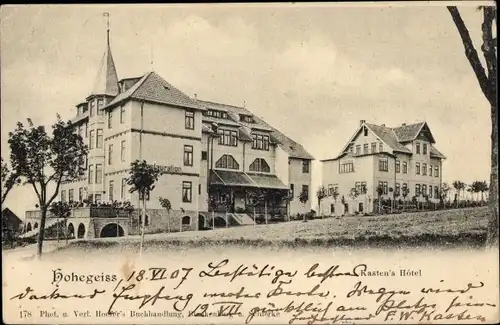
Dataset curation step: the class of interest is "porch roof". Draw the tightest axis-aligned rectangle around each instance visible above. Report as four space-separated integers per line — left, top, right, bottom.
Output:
246 173 288 190
209 170 288 190
210 170 256 187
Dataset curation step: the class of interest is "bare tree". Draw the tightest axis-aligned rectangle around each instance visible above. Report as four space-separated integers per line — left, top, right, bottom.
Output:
447 6 497 245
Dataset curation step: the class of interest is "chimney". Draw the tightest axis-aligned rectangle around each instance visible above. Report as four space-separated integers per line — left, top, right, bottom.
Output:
402 123 406 126
360 120 366 125
381 124 386 127
194 94 198 100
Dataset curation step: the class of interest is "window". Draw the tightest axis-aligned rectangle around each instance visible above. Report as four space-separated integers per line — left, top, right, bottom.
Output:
251 133 269 150
97 99 104 115
422 163 427 176
79 187 83 201
95 164 102 184
363 127 368 136
219 129 238 147
108 144 113 165
340 162 354 173
429 165 433 176
88 165 94 184
89 130 95 149
184 145 193 166
201 151 208 161
109 180 114 201
108 111 113 129
395 160 401 173
415 184 421 196
69 189 74 202
429 185 433 198
379 157 389 172
121 140 126 162
356 145 361 155
330 204 335 213
96 129 103 148
348 145 354 154
249 158 270 173
416 142 421 154
371 142 377 153
290 184 294 199
90 100 95 117
361 182 367 194
182 216 191 225
435 166 439 177
215 155 239 170
403 162 408 174
302 160 310 173
120 106 125 124
423 143 428 155
182 181 192 202
121 178 127 199
185 110 194 129
85 123 88 138
328 184 334 196
383 182 388 195
422 185 427 196
302 185 309 197
78 125 84 138
379 143 383 152
416 162 421 175
363 144 368 154
395 183 401 196
434 186 439 199
198 184 201 195
402 183 408 196
61 190 66 203
95 194 102 203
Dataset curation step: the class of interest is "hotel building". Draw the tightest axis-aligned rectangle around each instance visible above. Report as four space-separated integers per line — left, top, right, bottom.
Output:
321 120 446 216
24 27 314 238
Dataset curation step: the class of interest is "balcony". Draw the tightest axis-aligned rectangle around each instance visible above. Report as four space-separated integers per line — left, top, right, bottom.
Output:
25 207 132 219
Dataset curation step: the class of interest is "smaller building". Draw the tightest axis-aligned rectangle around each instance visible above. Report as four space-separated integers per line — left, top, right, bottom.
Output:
2 208 22 235
321 120 446 216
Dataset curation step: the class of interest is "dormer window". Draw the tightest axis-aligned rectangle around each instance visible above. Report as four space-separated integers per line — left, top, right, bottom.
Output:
241 115 254 123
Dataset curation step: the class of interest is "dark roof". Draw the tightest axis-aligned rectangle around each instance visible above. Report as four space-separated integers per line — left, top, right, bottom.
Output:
332 121 444 161
321 151 395 162
2 207 22 229
198 100 314 160
104 71 203 111
365 123 412 154
392 122 426 142
430 146 447 159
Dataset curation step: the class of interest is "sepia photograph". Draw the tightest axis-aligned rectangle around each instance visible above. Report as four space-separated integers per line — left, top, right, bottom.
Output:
1 3 498 324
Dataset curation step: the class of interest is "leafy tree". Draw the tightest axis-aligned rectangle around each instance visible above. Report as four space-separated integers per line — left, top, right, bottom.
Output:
159 197 172 233
447 6 498 244
441 182 451 205
298 188 309 222
127 160 164 254
316 186 327 218
452 181 466 206
8 116 87 258
49 201 71 243
1 157 21 206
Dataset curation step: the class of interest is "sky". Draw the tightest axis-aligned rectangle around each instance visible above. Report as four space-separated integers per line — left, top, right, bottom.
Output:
0 3 494 218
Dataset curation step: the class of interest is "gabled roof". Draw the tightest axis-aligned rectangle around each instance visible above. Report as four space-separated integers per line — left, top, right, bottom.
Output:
430 146 446 159
392 122 435 144
365 123 412 154
104 71 203 111
331 121 444 161
198 99 314 160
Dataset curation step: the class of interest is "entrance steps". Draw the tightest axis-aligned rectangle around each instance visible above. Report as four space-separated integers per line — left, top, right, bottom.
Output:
19 218 64 239
230 213 255 225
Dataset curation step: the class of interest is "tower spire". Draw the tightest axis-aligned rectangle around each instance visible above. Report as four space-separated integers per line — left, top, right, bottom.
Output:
91 12 119 96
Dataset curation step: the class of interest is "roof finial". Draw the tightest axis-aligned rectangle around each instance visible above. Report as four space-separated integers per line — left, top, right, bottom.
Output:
103 12 110 46
243 100 246 108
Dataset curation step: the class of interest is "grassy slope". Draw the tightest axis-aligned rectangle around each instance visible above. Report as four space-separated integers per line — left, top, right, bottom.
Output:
58 207 489 252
